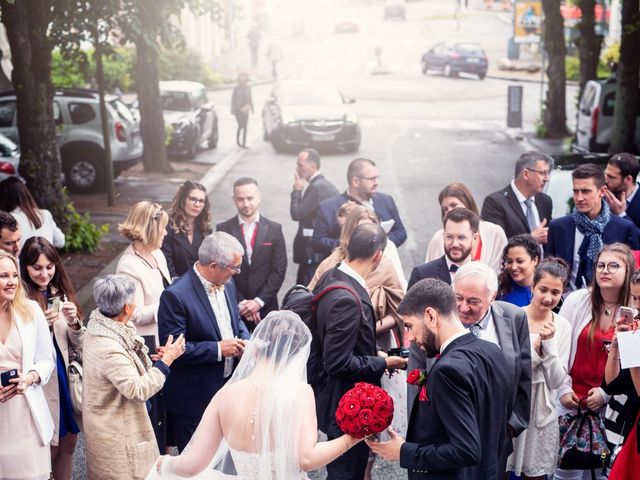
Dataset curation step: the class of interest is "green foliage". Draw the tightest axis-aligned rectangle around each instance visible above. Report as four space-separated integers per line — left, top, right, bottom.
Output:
158 48 223 87
601 42 620 68
565 55 611 81
63 202 108 253
535 116 548 138
51 50 86 88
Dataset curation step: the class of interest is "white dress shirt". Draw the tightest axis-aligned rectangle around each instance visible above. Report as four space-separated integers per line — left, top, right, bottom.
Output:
511 180 540 227
193 265 235 376
439 329 468 354
338 261 368 293
477 309 500 346
238 213 260 265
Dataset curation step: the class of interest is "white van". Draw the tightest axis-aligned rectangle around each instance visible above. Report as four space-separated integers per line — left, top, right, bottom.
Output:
573 78 640 153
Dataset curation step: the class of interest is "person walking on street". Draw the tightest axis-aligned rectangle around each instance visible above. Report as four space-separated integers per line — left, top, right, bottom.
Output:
231 72 253 149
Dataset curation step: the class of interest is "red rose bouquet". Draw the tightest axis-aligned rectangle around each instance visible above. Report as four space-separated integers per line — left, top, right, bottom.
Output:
335 382 394 439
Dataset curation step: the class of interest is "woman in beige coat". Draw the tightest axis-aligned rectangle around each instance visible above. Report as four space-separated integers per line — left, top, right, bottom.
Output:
82 275 185 480
20 237 85 480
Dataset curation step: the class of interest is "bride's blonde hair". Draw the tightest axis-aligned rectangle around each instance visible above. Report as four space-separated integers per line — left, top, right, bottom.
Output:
0 251 34 322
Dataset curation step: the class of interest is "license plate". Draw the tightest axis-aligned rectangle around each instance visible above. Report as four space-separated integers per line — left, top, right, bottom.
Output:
312 134 336 142
467 58 480 63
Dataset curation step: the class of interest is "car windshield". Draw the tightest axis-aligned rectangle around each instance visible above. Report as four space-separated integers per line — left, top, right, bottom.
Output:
110 99 136 123
161 91 192 111
457 44 484 57
280 85 343 105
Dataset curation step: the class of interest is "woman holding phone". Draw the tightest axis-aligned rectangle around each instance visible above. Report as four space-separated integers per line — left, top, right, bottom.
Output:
19 236 84 480
0 250 56 480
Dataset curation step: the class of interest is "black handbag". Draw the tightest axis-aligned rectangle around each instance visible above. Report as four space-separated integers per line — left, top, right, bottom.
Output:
558 404 610 478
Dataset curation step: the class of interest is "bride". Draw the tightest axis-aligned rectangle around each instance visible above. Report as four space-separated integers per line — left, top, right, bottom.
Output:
149 310 363 479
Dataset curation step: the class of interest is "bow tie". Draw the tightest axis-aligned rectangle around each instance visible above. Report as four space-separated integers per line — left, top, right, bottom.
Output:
449 264 459 273
208 283 224 295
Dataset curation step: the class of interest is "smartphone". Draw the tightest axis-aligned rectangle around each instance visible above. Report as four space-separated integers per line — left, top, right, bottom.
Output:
387 347 410 359
47 296 61 313
619 306 635 326
142 335 157 356
0 369 19 387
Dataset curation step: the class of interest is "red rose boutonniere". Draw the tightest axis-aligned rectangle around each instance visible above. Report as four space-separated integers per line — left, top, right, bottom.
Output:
406 369 425 386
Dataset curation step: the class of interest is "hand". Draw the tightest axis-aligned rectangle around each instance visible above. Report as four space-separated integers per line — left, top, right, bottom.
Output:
160 334 185 367
44 308 61 328
560 391 579 409
585 387 606 411
156 455 167 473
245 311 261 324
385 355 408 370
530 218 548 244
365 427 405 461
293 172 305 191
220 339 245 358
61 301 80 328
539 320 556 341
0 384 17 402
239 299 261 316
604 188 627 215
12 371 38 394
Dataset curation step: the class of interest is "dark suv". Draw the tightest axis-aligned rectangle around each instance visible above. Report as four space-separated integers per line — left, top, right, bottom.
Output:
0 89 142 193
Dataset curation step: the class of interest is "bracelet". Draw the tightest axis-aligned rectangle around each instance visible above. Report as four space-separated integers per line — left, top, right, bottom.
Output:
608 352 621 360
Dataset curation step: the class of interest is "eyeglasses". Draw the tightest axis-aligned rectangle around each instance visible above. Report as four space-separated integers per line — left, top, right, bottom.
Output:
187 196 206 206
217 262 242 274
596 262 621 273
357 175 381 182
525 168 550 178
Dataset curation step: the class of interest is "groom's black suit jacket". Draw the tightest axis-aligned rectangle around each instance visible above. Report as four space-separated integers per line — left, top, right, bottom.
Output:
313 266 387 437
401 333 510 480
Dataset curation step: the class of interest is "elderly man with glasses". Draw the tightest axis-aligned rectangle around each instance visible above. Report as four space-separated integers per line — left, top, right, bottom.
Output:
481 151 554 244
158 231 250 452
312 157 407 258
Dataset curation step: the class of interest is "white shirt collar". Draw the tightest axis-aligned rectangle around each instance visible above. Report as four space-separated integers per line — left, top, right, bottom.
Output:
511 180 533 204
238 212 260 226
444 255 470 271
338 262 368 292
193 263 216 292
439 329 469 354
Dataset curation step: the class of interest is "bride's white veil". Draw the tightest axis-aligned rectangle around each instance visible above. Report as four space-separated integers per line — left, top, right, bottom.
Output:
155 310 312 479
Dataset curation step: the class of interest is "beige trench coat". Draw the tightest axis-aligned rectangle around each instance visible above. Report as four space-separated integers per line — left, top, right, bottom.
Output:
43 317 84 445
82 330 166 479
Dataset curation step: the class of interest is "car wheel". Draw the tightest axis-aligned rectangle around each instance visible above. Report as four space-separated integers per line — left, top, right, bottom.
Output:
271 132 287 153
207 124 218 149
63 152 104 194
478 72 486 80
421 60 428 74
443 63 453 77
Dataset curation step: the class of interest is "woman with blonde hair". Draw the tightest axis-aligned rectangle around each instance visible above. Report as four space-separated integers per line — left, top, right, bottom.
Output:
19 237 84 480
116 201 172 451
0 250 56 479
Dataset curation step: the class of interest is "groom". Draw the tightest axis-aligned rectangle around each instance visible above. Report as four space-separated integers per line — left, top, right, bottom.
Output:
368 278 510 479
158 232 250 452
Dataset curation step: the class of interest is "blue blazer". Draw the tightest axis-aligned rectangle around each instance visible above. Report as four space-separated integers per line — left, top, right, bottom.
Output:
626 186 640 229
312 192 407 256
546 214 640 285
158 268 250 418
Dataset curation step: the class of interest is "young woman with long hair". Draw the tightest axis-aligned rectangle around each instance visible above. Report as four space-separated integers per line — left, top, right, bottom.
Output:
497 234 540 307
19 236 84 480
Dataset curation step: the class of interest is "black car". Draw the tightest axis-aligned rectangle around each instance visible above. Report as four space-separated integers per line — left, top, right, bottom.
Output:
160 81 218 158
262 80 360 153
421 42 488 79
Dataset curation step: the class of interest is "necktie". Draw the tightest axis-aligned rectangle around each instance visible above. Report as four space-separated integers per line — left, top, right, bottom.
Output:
468 324 481 337
524 198 537 232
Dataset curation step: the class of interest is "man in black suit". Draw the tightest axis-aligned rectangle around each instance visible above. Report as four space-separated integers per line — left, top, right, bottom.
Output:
217 177 287 328
453 261 531 475
367 278 510 479
314 223 408 480
481 151 553 244
290 148 339 285
408 208 480 289
158 232 250 451
604 152 640 229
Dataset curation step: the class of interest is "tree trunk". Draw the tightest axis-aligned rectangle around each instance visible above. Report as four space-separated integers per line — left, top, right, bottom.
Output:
610 0 640 154
542 0 568 138
134 0 171 173
576 0 603 95
0 1 67 226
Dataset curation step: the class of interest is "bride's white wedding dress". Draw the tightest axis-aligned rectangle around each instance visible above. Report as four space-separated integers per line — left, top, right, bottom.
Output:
229 449 309 480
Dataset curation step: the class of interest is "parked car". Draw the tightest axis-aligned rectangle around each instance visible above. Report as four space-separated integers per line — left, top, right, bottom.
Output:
384 0 406 20
262 79 361 153
334 19 359 34
573 78 640 154
421 42 488 79
0 89 142 193
0 132 20 182
160 81 218 158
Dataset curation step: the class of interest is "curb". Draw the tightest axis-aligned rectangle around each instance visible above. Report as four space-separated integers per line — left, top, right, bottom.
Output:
75 145 250 314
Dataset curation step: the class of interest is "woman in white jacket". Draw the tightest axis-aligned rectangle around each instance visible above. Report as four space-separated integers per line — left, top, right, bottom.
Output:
507 258 572 479
554 243 636 480
0 250 56 480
